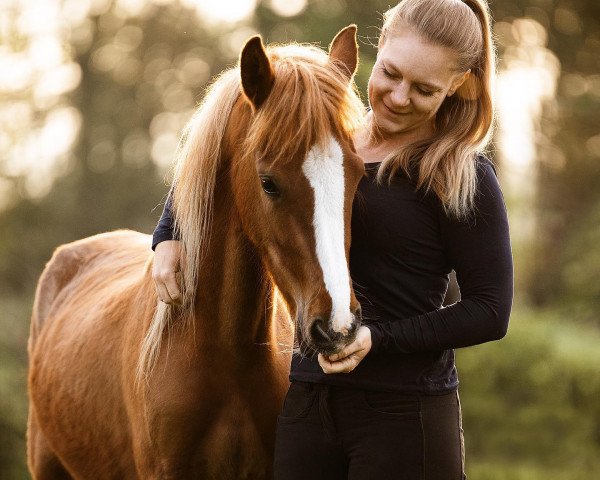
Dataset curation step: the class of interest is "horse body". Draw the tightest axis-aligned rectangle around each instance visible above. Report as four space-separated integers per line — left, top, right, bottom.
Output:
28 28 364 479
28 232 151 478
29 211 289 479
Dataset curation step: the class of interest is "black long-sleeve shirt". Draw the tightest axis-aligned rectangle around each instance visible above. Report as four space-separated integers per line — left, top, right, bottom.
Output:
152 188 178 249
152 156 513 394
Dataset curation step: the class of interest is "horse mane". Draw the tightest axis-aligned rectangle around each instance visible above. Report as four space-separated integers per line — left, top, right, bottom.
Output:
137 43 365 385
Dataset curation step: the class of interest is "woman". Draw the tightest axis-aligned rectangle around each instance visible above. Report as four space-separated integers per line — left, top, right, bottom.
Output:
152 0 513 478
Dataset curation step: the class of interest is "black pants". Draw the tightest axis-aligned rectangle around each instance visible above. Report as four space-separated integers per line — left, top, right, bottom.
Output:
274 381 465 480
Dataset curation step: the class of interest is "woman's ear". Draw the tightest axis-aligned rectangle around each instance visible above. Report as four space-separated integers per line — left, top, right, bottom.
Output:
448 69 471 97
454 69 481 100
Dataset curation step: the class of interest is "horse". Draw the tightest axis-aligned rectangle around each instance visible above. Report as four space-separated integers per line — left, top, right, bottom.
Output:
27 26 366 479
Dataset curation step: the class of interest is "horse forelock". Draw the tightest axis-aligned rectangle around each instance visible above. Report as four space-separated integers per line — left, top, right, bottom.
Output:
244 43 365 167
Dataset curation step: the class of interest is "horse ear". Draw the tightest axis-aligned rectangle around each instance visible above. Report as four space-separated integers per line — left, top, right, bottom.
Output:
328 24 358 80
240 36 274 110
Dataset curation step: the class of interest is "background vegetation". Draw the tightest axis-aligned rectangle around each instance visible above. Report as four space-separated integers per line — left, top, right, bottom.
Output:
1 0 599 478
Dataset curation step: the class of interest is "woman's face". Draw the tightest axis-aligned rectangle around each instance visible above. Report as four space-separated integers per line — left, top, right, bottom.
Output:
368 28 469 139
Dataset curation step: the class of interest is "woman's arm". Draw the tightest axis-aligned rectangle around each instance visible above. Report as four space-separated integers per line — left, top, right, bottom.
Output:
367 159 514 353
152 190 183 304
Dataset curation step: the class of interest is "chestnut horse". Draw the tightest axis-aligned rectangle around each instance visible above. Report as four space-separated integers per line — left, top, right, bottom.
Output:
27 27 365 479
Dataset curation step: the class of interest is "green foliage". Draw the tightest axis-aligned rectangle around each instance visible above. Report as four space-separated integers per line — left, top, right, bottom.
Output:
561 202 600 315
459 308 600 478
0 295 31 480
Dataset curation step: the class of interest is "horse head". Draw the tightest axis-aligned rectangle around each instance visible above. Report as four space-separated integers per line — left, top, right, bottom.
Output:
228 26 365 356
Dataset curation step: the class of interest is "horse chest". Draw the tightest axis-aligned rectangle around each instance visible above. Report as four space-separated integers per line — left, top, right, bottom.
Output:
177 397 274 479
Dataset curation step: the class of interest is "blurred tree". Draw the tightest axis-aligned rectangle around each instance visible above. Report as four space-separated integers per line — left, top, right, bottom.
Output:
0 0 247 296
490 1 600 315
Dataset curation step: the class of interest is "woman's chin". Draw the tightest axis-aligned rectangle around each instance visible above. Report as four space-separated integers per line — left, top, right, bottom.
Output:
373 115 411 137
372 111 431 140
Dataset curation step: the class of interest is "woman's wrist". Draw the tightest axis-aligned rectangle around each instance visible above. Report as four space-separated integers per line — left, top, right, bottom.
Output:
364 323 383 354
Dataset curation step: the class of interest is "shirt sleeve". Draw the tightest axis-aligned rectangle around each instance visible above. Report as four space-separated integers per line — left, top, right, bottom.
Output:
151 188 179 250
367 158 514 354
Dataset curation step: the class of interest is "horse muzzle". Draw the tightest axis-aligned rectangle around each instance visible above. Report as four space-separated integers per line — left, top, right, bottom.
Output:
305 308 361 356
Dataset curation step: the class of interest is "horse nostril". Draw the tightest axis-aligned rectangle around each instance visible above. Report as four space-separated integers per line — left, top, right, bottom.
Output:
310 319 332 345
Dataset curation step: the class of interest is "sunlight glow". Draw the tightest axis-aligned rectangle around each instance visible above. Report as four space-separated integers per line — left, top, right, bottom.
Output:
6 107 81 199
149 111 192 168
218 26 260 57
495 18 561 242
1 1 567 209
0 0 84 200
496 19 560 172
182 0 257 25
1 0 265 203
270 0 307 17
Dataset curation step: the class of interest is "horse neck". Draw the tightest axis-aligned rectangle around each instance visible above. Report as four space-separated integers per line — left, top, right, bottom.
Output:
192 167 275 350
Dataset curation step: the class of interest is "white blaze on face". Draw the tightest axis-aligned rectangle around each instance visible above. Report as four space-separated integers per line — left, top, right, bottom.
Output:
302 137 353 334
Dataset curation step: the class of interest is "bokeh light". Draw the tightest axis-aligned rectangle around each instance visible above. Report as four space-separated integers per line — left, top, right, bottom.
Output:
0 0 83 201
182 0 257 25
269 0 308 17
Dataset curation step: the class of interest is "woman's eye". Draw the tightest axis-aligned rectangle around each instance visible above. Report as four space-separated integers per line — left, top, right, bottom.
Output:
417 87 435 97
260 176 280 196
382 66 393 78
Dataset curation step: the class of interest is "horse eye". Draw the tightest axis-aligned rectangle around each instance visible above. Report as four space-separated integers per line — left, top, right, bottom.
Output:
260 176 279 196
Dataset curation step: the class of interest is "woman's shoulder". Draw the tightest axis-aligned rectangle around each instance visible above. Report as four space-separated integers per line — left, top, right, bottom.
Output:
475 153 498 178
470 153 508 222
473 153 503 200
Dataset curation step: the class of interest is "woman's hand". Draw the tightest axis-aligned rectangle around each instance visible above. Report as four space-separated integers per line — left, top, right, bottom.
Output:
152 240 182 304
318 326 372 374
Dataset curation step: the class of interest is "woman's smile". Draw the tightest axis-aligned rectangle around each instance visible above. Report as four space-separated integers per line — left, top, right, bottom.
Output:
382 101 412 116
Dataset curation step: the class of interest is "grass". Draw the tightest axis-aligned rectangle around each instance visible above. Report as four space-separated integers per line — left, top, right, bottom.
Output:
459 306 600 479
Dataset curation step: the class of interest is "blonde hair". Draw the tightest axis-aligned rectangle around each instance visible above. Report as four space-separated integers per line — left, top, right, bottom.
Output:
376 0 496 218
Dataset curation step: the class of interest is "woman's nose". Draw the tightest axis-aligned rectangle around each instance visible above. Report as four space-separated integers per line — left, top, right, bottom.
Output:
389 81 410 108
